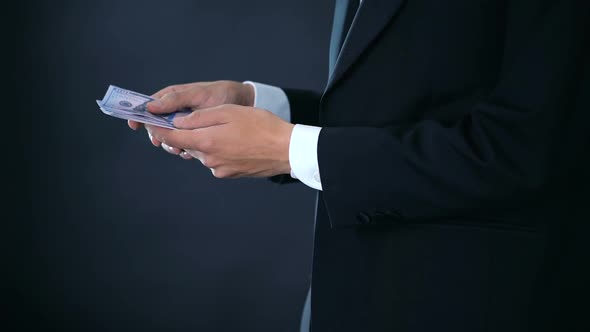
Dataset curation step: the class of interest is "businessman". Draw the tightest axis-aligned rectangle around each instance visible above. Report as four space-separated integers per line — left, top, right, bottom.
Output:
129 0 590 331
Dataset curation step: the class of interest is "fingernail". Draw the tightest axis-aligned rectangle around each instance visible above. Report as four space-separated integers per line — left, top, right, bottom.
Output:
147 100 163 111
173 116 185 127
162 143 171 151
148 132 157 147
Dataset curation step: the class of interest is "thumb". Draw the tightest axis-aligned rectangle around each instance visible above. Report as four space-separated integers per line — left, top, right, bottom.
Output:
146 89 203 114
173 106 230 129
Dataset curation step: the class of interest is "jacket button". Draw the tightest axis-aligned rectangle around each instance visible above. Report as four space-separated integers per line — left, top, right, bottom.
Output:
356 212 372 225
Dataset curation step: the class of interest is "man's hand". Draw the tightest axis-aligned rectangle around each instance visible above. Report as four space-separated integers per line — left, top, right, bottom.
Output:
128 81 255 156
146 105 295 178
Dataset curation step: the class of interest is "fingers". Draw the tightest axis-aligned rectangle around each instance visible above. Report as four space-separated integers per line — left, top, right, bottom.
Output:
161 142 182 155
184 149 203 160
147 87 205 115
129 119 161 147
185 150 216 168
180 151 193 160
151 83 192 99
158 140 193 160
173 106 230 129
128 120 143 130
147 131 161 147
145 125 191 159
146 125 196 151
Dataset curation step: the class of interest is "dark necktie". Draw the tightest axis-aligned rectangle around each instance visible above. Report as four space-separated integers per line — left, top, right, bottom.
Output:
329 0 360 75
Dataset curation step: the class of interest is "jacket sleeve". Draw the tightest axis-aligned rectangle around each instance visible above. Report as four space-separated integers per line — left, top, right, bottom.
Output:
268 88 322 184
283 88 322 126
318 0 590 228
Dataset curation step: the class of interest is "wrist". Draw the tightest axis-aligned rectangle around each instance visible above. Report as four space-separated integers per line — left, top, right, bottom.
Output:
277 122 295 174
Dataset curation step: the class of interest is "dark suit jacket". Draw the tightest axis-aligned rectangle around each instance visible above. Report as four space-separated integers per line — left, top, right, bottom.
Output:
282 0 589 331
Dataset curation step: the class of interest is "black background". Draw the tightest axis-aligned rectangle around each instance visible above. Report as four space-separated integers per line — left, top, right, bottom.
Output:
13 1 333 331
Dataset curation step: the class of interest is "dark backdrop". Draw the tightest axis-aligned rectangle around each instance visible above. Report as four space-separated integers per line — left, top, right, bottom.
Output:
15 1 333 331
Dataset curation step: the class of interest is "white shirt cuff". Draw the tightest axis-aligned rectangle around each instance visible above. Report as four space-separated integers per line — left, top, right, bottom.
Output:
243 81 291 122
289 124 323 191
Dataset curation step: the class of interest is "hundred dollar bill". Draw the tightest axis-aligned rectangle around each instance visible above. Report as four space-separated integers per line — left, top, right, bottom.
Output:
97 103 175 128
96 85 190 129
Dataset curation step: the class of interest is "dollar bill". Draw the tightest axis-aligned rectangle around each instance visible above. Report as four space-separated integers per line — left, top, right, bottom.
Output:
96 85 191 129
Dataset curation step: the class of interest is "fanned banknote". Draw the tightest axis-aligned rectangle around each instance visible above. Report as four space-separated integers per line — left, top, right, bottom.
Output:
96 85 191 129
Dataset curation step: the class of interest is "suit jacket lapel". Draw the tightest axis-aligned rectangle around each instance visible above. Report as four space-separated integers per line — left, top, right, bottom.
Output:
326 0 407 92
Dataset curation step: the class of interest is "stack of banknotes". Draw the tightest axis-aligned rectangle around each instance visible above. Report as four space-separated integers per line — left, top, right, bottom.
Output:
96 85 190 129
